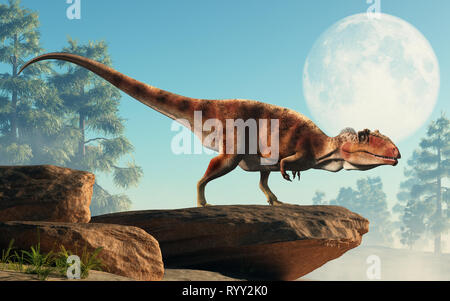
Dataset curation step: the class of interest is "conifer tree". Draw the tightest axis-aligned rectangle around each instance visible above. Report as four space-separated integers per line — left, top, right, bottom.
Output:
400 113 450 254
0 0 60 164
51 38 143 215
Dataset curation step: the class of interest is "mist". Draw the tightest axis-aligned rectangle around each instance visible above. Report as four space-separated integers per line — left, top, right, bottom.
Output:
304 244 449 281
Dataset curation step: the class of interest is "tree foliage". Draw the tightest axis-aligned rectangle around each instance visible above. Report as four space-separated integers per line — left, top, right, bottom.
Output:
330 176 393 246
0 1 142 215
400 198 429 249
50 38 143 188
90 183 132 216
396 112 449 253
49 38 143 215
312 190 327 205
0 0 60 165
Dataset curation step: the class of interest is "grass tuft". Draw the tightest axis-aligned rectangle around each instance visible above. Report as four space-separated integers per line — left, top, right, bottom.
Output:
0 239 15 269
0 231 104 281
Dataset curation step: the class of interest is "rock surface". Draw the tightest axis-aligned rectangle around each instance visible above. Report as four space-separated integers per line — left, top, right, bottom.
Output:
91 204 369 280
0 165 94 223
163 269 243 281
0 221 164 281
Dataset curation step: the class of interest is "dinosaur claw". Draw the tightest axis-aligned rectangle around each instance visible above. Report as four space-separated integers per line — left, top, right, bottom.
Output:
290 171 301 181
281 166 293 182
281 171 291 182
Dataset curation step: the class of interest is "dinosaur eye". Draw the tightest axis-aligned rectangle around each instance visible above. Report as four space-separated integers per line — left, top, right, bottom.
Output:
358 131 369 143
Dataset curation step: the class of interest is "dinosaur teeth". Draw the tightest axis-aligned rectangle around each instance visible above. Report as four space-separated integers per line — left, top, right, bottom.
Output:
372 154 397 160
360 151 396 161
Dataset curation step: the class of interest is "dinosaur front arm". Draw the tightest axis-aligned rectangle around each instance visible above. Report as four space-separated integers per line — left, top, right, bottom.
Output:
280 151 305 182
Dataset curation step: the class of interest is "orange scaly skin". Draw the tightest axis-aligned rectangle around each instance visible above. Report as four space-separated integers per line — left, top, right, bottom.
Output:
19 53 401 207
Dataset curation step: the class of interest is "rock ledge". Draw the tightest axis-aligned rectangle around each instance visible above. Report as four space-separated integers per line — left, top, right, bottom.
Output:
92 204 369 280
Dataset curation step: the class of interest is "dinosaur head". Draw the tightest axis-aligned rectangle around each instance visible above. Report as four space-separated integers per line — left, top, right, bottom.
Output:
336 128 401 170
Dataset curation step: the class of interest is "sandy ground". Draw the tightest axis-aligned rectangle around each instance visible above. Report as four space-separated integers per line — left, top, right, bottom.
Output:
0 266 241 281
0 267 315 281
163 269 242 281
0 268 134 281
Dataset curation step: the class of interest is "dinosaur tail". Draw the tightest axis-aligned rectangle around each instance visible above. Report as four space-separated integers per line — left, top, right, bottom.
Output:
18 52 202 122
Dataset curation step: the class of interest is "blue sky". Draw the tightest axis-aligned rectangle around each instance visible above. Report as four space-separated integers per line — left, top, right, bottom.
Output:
2 0 449 212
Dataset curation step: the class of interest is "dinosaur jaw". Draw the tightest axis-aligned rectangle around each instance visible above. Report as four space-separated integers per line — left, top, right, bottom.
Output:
340 138 401 168
341 150 399 168
366 152 399 166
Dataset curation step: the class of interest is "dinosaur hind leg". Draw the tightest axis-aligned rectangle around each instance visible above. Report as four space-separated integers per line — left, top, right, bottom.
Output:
197 154 242 207
259 171 284 206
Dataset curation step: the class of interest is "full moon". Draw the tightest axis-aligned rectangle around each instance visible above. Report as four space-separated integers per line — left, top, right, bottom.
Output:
303 13 440 141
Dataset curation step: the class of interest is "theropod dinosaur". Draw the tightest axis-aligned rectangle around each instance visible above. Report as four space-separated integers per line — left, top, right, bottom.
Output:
19 53 401 207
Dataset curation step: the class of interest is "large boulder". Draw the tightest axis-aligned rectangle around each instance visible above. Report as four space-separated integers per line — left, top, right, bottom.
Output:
0 221 164 281
91 204 369 280
0 165 94 223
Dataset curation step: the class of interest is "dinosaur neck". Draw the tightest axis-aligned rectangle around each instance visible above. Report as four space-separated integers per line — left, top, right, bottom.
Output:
19 52 201 122
309 135 345 172
315 135 342 162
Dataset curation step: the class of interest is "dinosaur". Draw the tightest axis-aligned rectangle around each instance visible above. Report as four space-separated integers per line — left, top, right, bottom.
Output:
19 53 401 207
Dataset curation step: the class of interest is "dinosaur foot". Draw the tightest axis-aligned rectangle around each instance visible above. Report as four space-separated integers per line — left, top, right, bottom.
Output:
197 201 212 207
268 199 284 206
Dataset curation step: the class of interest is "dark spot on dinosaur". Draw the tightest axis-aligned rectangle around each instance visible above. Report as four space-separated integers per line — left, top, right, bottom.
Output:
156 95 166 103
111 75 123 87
250 104 264 118
178 99 191 112
280 118 295 132
239 103 252 119
202 103 211 117
287 122 302 149
196 101 211 118
133 85 145 96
